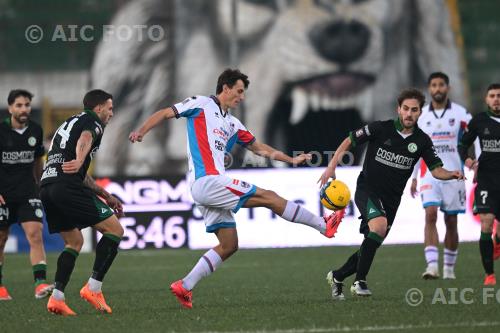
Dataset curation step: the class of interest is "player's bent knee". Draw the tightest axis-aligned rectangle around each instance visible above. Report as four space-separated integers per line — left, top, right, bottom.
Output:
66 238 84 253
94 216 124 237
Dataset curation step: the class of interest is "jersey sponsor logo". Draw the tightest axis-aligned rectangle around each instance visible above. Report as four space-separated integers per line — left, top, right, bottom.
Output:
2 151 35 164
41 167 58 180
46 153 64 167
482 139 500 152
28 136 37 147
430 131 455 140
434 144 456 154
182 96 196 105
213 128 229 140
214 140 225 151
240 181 251 188
375 147 415 170
407 143 418 153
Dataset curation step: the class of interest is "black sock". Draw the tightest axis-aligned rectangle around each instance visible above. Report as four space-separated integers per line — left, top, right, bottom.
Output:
33 263 47 285
0 263 3 285
332 251 359 281
355 232 383 281
91 233 121 281
54 248 79 292
480 232 494 275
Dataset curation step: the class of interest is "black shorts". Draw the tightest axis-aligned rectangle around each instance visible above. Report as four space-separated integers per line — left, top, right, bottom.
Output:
354 182 399 237
473 183 500 219
40 182 114 234
0 197 43 229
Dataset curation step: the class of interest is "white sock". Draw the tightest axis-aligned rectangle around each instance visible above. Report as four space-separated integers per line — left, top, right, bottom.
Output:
182 249 222 291
88 277 102 292
443 248 458 269
424 246 439 269
52 289 65 300
280 201 325 233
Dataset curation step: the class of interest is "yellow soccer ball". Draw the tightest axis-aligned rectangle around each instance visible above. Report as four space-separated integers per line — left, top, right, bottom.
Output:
320 179 351 210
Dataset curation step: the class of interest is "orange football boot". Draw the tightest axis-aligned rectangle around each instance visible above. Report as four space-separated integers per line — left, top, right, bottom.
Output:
35 283 54 299
170 280 193 309
80 283 112 314
484 274 496 286
47 296 76 316
0 285 12 301
324 209 346 238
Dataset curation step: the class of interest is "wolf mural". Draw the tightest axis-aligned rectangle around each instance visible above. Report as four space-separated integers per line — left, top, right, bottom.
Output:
91 0 466 176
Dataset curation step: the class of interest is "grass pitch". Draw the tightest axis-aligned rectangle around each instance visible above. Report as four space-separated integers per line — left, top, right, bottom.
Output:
1 243 499 333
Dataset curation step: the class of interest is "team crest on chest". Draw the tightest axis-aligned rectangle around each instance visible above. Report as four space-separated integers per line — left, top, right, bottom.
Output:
449 118 455 126
28 136 36 147
407 143 418 153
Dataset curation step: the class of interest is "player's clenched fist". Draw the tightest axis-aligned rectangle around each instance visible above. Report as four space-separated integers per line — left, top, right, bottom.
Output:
129 131 143 143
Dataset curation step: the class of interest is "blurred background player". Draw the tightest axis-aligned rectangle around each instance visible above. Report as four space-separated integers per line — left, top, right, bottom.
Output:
41 90 124 315
410 72 471 280
459 83 500 286
0 89 53 300
129 68 343 309
319 88 464 299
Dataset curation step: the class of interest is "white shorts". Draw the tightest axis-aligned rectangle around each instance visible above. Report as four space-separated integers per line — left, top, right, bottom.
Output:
419 176 466 214
191 175 257 233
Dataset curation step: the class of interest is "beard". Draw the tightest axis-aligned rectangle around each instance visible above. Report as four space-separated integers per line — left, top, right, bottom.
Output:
14 113 29 124
432 93 447 104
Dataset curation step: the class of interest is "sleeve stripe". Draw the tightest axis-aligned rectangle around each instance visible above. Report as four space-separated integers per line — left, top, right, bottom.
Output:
348 132 356 148
172 105 180 119
428 161 443 171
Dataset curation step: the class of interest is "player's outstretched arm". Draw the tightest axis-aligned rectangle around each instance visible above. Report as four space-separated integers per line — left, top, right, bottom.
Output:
129 107 176 143
246 140 312 165
430 167 464 181
318 137 352 187
62 130 93 174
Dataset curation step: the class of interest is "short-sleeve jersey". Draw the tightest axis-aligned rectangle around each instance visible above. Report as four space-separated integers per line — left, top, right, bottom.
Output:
172 95 255 184
41 110 104 186
349 119 443 201
417 101 470 176
459 110 500 189
0 118 45 200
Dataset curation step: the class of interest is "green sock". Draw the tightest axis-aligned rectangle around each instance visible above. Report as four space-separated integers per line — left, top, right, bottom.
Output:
355 232 383 281
33 263 47 285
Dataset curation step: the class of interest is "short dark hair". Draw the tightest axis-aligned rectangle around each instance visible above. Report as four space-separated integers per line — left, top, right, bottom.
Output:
216 68 250 94
427 72 449 85
8 89 34 105
397 88 426 109
486 83 500 93
83 89 113 109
